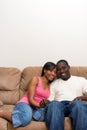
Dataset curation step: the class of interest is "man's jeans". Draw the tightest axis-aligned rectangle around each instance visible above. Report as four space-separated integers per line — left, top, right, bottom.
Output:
45 100 87 130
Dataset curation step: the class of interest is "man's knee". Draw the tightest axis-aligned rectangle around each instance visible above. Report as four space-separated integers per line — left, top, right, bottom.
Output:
47 100 62 111
71 100 84 113
72 100 83 107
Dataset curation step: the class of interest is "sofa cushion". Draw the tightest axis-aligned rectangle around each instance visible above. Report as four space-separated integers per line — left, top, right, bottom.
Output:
0 118 8 130
0 100 3 106
70 67 87 79
64 117 72 130
8 118 72 130
0 104 15 112
0 90 20 104
8 121 48 130
0 67 21 104
20 67 42 98
0 67 21 90
0 104 15 130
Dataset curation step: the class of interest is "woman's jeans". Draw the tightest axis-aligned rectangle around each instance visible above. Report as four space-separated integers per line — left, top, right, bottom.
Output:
12 102 33 128
45 100 87 130
33 107 46 121
12 102 43 128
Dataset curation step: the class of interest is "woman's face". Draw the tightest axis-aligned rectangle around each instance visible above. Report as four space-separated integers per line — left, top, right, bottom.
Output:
44 68 56 81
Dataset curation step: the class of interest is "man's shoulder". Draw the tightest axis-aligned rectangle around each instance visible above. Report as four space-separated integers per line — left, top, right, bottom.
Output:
50 79 60 86
71 75 87 81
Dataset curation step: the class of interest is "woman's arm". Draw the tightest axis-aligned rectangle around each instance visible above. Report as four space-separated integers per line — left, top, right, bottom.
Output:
40 99 50 107
28 76 40 108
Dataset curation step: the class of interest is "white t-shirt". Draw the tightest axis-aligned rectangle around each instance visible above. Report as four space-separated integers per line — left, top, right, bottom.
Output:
48 76 87 101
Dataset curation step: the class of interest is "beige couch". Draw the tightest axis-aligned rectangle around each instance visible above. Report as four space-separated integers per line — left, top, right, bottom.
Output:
0 66 87 130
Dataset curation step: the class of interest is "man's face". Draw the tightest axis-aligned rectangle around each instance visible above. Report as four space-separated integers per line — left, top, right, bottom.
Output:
57 62 70 80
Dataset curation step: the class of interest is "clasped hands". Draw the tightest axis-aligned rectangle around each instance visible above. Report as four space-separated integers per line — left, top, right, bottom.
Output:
39 99 50 108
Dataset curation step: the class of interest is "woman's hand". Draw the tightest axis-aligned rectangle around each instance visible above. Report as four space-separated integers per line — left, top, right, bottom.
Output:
40 99 50 108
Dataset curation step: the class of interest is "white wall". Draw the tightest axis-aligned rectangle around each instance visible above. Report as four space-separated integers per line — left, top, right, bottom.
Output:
0 0 87 70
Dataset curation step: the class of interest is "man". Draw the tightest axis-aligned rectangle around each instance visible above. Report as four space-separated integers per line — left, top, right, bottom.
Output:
45 59 87 130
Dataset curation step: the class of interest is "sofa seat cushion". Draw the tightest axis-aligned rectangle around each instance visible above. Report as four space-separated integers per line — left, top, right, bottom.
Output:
0 118 8 130
8 121 48 130
0 104 15 112
8 117 72 130
64 117 72 130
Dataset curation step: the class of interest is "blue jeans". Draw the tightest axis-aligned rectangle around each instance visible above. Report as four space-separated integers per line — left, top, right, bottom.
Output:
12 102 33 128
33 108 46 121
45 100 87 130
12 102 46 128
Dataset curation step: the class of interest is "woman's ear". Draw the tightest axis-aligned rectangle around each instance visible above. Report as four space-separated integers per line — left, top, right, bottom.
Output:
44 69 46 74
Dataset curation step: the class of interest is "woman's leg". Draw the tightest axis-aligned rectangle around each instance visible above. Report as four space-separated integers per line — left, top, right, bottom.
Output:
0 102 33 128
12 102 33 128
33 107 46 121
0 111 12 122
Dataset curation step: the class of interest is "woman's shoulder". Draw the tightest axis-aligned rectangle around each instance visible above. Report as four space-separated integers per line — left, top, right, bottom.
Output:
30 76 41 84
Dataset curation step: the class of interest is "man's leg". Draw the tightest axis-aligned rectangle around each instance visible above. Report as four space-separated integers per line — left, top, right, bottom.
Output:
69 100 87 130
45 101 64 130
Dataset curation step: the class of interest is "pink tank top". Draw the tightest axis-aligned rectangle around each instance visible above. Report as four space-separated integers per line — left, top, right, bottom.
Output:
17 77 50 105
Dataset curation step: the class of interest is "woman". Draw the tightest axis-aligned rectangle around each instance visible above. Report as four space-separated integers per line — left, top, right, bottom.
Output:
0 62 56 128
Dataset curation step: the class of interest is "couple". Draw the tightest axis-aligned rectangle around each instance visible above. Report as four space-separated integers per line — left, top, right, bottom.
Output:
1 59 87 130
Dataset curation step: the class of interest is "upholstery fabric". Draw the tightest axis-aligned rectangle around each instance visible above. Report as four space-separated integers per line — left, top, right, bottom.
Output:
0 100 3 106
0 68 21 104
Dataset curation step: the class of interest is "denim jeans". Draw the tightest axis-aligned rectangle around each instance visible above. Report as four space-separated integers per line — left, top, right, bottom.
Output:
12 102 33 128
45 100 87 130
12 102 47 128
33 107 46 121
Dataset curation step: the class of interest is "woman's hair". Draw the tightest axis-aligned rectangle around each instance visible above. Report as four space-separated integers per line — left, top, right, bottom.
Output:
41 62 56 76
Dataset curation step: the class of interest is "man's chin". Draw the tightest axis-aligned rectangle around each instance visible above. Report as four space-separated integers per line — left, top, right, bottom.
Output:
61 76 67 80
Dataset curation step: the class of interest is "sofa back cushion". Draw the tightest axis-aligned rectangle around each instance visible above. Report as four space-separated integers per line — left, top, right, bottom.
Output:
20 67 42 98
70 67 87 79
0 67 21 104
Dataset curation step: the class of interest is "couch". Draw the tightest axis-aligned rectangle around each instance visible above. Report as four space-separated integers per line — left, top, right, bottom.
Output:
0 66 87 130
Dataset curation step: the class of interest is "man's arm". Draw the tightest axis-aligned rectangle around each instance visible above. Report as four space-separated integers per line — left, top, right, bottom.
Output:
73 95 87 101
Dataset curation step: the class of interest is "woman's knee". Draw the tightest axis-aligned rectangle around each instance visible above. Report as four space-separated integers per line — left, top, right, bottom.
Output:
23 105 33 124
13 103 33 126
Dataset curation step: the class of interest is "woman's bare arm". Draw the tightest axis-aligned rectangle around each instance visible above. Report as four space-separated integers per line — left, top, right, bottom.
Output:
28 76 40 108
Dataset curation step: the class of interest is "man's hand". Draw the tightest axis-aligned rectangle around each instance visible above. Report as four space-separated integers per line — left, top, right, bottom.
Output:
73 95 87 101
